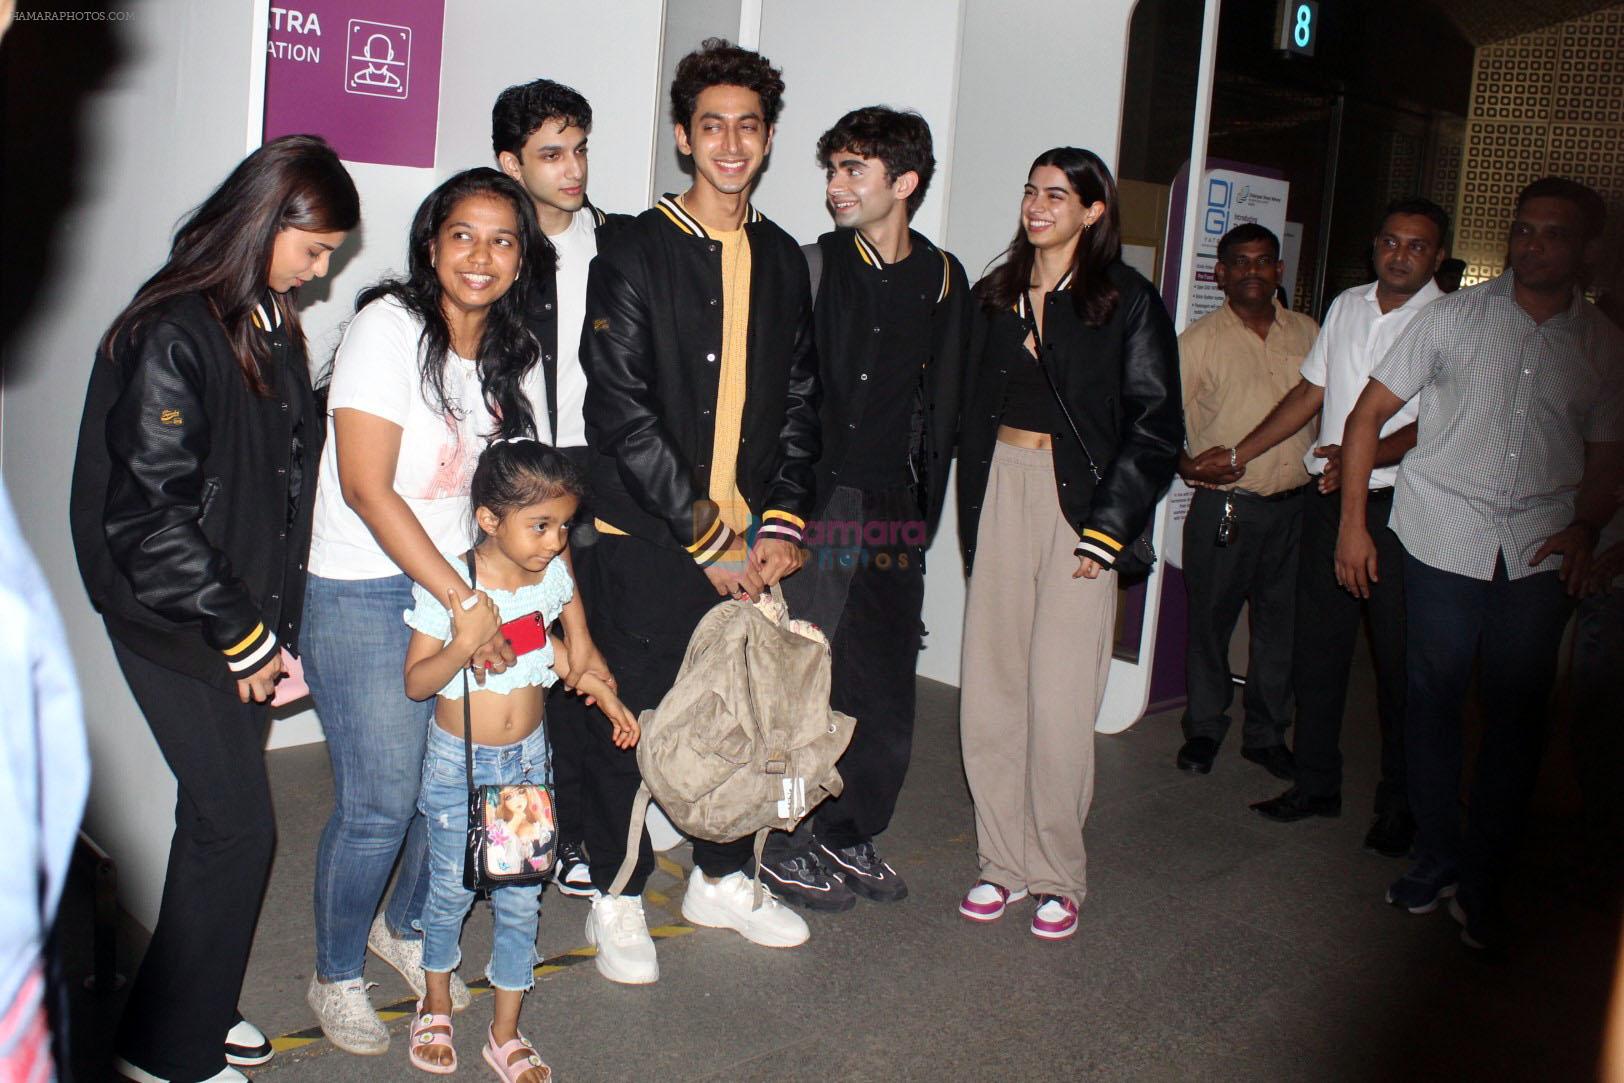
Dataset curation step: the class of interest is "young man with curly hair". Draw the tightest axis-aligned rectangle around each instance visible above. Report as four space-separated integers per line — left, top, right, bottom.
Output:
757 107 971 913
575 39 821 983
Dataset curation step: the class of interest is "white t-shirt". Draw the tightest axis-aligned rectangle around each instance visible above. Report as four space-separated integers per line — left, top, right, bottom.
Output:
1300 279 1441 490
548 207 598 448
309 296 546 579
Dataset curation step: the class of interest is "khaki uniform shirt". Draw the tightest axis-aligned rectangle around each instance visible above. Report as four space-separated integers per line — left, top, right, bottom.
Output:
1179 300 1319 495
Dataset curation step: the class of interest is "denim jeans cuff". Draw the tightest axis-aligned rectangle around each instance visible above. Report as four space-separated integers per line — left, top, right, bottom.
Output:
486 961 536 993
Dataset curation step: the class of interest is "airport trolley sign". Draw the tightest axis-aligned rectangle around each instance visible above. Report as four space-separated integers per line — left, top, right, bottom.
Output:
1276 0 1319 56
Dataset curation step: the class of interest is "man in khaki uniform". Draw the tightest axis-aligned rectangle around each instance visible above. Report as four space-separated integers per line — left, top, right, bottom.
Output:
1175 223 1318 777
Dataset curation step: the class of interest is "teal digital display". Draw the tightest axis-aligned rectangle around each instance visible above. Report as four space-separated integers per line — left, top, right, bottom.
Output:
1276 0 1319 56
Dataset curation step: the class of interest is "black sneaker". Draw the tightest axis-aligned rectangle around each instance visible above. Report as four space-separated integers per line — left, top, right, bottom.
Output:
1362 808 1416 858
753 850 856 912
554 840 598 898
818 841 909 902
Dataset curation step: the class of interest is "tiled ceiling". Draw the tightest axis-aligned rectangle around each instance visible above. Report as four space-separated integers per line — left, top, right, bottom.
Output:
1430 0 1622 43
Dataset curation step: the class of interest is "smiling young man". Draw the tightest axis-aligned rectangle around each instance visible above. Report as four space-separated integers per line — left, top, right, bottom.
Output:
574 39 820 983
1230 199 1449 856
1334 177 1623 950
1175 223 1319 779
492 79 630 900
755 107 969 913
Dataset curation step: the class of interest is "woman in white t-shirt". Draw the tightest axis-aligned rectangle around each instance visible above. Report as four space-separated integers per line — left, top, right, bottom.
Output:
300 168 582 1053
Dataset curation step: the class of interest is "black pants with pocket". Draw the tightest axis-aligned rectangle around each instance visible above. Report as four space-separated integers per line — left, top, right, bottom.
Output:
579 533 754 895
110 639 275 1082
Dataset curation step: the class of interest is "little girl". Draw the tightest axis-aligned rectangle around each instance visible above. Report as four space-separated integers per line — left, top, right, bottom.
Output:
402 440 638 1081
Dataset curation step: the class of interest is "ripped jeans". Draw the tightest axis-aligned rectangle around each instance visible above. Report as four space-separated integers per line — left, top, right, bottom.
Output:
418 723 550 991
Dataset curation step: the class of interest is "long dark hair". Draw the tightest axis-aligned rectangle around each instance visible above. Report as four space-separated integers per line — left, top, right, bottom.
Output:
981 147 1122 328
356 168 549 440
99 134 359 395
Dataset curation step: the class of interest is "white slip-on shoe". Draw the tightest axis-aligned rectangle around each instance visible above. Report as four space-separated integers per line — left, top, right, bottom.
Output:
679 868 810 948
223 1017 273 1067
304 974 388 1056
586 894 660 984
113 1057 247 1082
366 912 471 1011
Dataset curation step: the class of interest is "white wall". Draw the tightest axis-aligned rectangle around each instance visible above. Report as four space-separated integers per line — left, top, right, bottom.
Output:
919 0 1142 685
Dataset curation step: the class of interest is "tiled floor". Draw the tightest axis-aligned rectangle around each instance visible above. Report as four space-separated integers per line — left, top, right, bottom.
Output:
63 657 1620 1081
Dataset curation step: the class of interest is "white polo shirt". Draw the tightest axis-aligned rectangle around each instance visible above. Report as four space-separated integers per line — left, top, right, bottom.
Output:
1300 279 1441 490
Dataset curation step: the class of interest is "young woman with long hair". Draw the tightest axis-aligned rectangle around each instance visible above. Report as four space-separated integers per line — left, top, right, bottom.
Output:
955 147 1182 941
71 133 358 1083
300 168 606 1056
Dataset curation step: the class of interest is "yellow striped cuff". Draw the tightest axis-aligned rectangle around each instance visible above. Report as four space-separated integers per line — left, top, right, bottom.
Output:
1081 528 1123 552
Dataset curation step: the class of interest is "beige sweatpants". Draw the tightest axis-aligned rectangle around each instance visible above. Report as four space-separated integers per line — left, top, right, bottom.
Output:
960 442 1117 905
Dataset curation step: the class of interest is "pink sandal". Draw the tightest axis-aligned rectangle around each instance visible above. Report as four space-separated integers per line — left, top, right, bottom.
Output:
408 1000 456 1075
482 1024 552 1082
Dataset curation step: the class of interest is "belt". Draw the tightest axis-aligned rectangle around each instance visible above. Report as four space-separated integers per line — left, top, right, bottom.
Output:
1230 483 1310 503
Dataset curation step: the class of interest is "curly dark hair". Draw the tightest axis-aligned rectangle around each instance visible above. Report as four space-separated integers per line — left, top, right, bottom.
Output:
355 168 549 441
816 107 935 218
669 37 784 131
492 79 592 159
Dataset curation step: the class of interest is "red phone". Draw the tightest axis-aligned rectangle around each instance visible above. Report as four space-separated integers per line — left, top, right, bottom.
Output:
500 611 548 657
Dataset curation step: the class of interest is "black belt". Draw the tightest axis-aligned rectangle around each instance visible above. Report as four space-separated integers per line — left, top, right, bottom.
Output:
1231 483 1310 503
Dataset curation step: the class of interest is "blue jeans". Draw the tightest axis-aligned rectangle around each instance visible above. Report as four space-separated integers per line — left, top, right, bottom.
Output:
419 724 550 992
1403 550 1573 901
303 573 436 981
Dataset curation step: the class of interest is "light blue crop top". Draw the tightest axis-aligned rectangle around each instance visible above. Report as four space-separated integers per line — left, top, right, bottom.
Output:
403 556 574 699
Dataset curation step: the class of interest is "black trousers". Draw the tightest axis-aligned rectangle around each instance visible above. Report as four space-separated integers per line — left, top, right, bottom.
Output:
1180 486 1304 748
1291 489 1408 810
579 533 754 895
548 540 594 851
110 640 275 1082
773 486 925 852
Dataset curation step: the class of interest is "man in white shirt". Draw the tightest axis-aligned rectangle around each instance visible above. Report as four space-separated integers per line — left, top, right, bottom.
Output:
1227 199 1449 856
493 79 631 898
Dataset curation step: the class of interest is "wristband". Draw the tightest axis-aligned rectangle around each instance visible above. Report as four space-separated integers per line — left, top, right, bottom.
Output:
1228 447 1239 469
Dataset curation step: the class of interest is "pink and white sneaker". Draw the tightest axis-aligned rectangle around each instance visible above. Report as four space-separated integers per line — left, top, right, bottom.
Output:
1031 894 1079 940
958 880 1029 922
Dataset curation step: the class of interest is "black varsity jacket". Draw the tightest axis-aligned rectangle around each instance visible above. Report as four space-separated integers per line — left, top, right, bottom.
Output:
808 228 971 544
522 202 632 446
71 292 320 690
957 261 1182 574
580 195 821 563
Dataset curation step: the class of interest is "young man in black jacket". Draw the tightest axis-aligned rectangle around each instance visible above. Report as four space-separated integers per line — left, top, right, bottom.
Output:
493 78 630 898
576 39 820 984
758 107 970 912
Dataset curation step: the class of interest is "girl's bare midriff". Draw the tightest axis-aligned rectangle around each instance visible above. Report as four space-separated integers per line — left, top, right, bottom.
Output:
435 683 544 746
997 424 1054 450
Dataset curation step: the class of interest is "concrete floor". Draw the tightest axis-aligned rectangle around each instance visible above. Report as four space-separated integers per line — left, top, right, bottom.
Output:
63 654 1620 1081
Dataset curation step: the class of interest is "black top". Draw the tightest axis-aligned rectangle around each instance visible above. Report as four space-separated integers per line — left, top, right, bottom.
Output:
839 242 939 488
998 346 1064 435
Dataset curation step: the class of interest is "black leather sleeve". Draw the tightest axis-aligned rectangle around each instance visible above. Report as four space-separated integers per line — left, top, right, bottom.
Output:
760 282 820 527
580 258 719 549
1084 283 1184 548
101 319 267 657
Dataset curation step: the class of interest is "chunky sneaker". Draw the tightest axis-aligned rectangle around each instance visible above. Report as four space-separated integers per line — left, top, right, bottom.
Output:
1385 859 1459 914
754 850 857 912
586 894 659 984
680 868 810 947
367 912 471 1011
1031 894 1080 940
958 881 1029 922
554 840 599 899
305 974 388 1055
114 1057 247 1082
817 840 909 902
223 1017 273 1067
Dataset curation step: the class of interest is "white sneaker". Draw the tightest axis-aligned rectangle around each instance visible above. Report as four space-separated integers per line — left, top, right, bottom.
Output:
586 894 660 984
223 1018 273 1066
305 974 388 1055
113 1056 247 1082
680 868 810 948
366 912 471 1010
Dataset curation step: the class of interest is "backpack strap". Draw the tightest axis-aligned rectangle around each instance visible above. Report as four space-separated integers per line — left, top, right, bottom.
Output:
607 782 651 898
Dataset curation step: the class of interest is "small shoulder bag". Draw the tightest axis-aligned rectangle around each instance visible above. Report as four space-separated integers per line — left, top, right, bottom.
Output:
460 550 557 891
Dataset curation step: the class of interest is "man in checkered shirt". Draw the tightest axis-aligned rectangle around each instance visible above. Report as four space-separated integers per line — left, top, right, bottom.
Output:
1334 176 1624 952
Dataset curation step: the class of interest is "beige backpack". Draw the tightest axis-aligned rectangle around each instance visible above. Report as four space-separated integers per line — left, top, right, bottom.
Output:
607 589 856 897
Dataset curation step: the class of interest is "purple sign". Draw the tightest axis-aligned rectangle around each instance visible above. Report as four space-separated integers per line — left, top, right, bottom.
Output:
264 0 445 168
